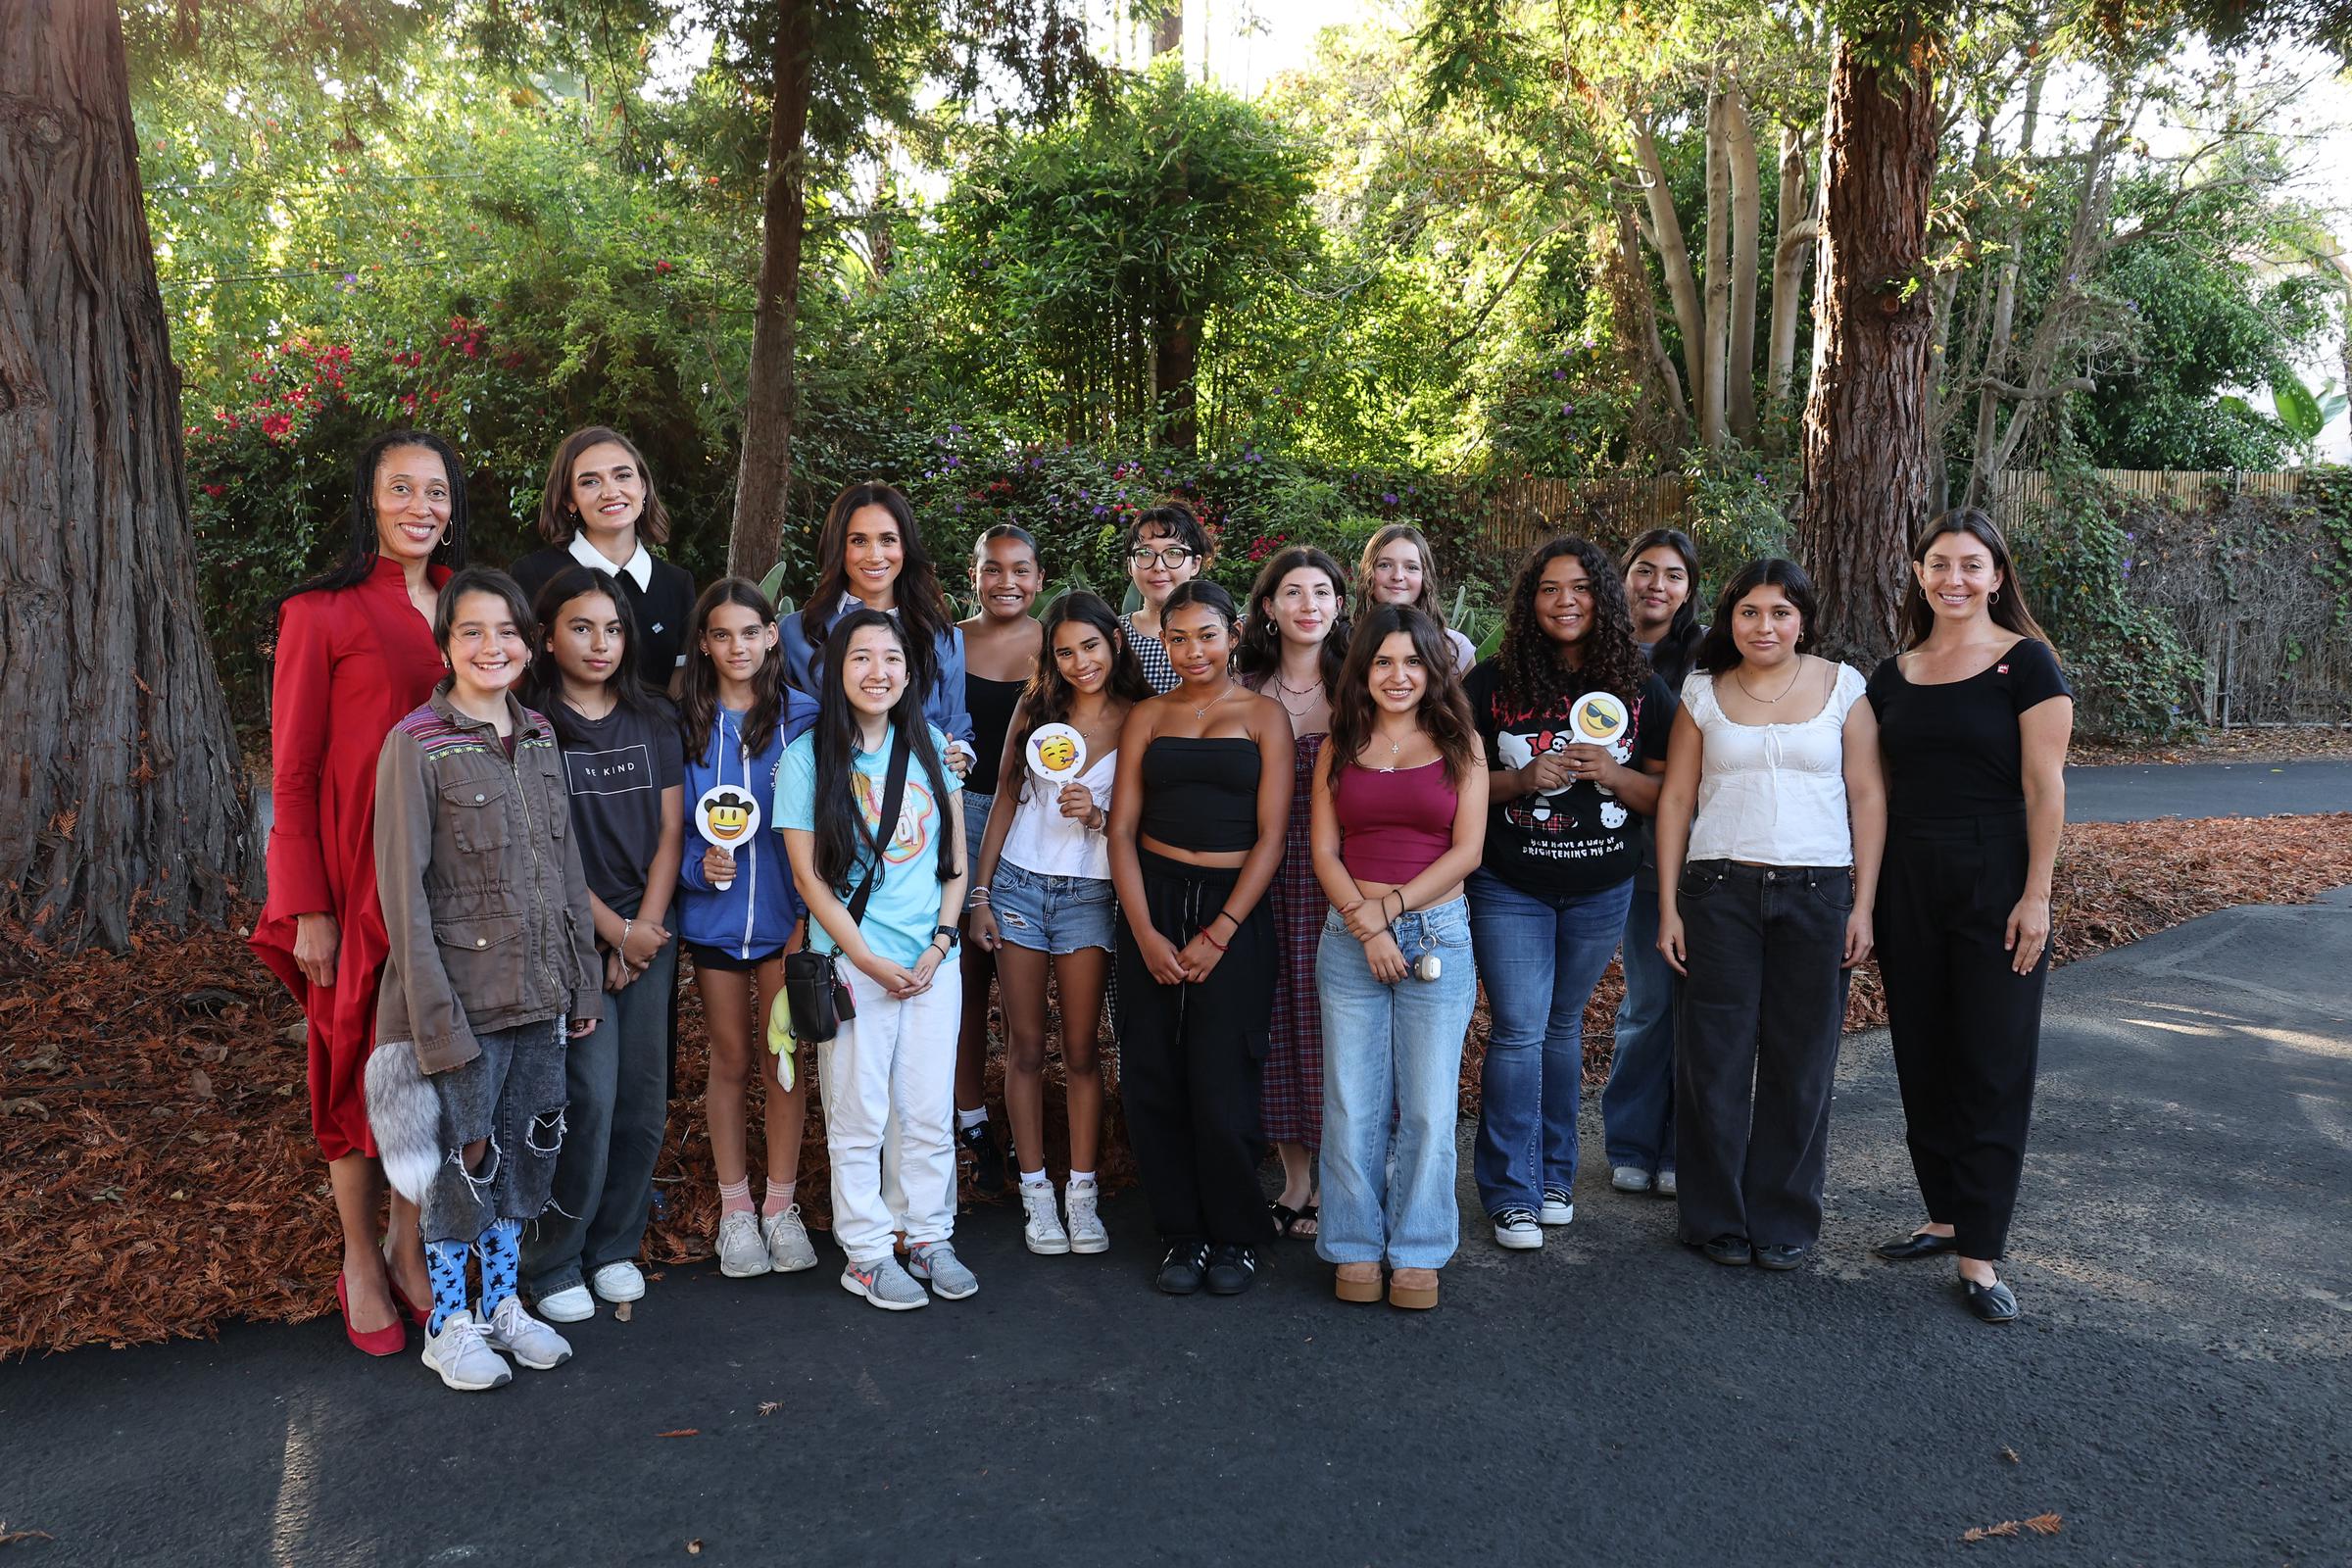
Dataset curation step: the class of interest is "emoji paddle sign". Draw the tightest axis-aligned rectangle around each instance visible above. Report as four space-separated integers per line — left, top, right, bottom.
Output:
694 783 762 891
1025 722 1089 785
1569 691 1630 748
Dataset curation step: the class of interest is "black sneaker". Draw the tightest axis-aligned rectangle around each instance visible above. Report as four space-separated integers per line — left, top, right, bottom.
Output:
1204 1245 1258 1296
957 1117 1006 1196
1155 1243 1209 1296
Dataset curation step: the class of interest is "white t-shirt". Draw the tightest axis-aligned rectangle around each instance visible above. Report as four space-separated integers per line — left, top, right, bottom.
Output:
1682 663 1866 867
999 747 1116 881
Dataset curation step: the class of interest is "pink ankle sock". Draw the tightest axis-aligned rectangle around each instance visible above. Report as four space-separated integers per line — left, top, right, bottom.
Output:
761 1181 796 1218
719 1177 754 1216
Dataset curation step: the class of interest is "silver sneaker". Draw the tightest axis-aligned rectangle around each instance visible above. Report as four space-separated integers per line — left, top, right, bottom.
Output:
840 1253 929 1310
906 1240 980 1299
716 1209 772 1278
1610 1164 1653 1194
1020 1185 1071 1254
535 1283 596 1324
484 1295 573 1370
1656 1168 1679 1198
590 1260 646 1302
422 1309 513 1392
1063 1182 1109 1254
762 1205 820 1273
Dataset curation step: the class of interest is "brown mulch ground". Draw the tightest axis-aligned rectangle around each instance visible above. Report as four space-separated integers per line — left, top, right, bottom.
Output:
2070 724 2352 765
6 812 2348 1359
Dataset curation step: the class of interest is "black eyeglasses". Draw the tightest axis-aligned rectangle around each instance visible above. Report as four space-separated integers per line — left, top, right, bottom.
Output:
1127 546 1198 569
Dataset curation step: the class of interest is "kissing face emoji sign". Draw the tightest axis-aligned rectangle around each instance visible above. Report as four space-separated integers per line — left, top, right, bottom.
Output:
1570 691 1629 747
1026 722 1089 784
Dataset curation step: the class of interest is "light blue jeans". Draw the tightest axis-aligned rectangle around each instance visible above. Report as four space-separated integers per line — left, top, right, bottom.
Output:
1600 878 1678 1177
1314 899 1477 1270
1467 870 1635 1216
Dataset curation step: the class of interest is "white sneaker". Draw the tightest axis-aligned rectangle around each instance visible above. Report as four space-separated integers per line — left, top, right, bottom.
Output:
1610 1164 1653 1194
1540 1188 1576 1226
1063 1182 1109 1254
716 1209 771 1278
590 1260 646 1302
1656 1168 1679 1199
1494 1208 1544 1250
484 1295 573 1370
422 1309 512 1392
841 1253 929 1310
762 1205 819 1273
1020 1184 1071 1254
535 1283 596 1324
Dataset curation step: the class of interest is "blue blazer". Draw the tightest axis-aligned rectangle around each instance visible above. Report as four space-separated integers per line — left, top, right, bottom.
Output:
777 595 973 749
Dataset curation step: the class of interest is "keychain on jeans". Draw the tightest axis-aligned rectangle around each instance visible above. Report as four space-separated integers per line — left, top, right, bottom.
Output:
1408 919 1442 984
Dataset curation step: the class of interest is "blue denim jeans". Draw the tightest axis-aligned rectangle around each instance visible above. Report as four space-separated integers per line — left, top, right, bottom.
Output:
1600 878 1677 1176
1468 870 1634 1216
1314 899 1477 1270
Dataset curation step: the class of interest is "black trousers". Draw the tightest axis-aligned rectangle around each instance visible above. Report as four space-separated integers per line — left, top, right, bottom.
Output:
1874 815 2048 1260
1673 861 1853 1249
1116 851 1278 1248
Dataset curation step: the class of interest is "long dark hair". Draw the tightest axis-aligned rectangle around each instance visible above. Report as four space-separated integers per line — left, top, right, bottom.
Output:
798 482 956 692
1693 558 1820 675
525 565 657 741
809 609 958 894
536 424 672 546
1898 507 2053 653
680 577 786 761
1496 535 1651 710
1623 527 1705 688
1236 545 1350 690
1008 591 1151 805
1328 604 1478 808
277 429 468 607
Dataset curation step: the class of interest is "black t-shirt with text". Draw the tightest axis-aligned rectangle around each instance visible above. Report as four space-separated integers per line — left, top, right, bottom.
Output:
549 695 686 911
1465 659 1675 897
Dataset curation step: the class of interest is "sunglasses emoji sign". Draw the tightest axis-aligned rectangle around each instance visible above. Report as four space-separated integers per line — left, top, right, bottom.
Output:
694 784 762 891
1025 722 1090 785
1570 691 1629 747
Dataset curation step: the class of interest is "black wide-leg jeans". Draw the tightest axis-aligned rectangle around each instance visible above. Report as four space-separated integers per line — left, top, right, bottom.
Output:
1673 860 1854 1249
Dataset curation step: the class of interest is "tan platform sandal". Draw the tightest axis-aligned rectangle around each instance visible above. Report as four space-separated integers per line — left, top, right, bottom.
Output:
1334 1262 1384 1303
1388 1267 1439 1310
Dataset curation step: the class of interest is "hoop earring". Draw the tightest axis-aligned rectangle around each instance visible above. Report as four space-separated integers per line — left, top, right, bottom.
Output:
1990 589 2001 606
439 523 453 546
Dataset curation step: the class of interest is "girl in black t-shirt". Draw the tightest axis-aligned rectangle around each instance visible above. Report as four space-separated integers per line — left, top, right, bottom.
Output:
1463 537 1672 1253
1866 509 2073 1326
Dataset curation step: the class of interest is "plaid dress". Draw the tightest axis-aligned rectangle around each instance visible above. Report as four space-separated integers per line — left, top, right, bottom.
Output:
1120 613 1179 695
1258 730 1328 1149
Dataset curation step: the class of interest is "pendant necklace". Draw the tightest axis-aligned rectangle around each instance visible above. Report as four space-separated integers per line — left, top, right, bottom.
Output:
1271 674 1322 720
1192 682 1239 720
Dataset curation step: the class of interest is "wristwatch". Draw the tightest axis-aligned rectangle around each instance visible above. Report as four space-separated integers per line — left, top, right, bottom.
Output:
932 923 960 951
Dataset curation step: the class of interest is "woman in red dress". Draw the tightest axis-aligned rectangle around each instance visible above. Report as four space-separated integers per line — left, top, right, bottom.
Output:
251 430 468 1354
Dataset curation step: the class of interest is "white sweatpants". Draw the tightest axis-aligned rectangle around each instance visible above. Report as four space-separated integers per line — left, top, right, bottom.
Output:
819 959 962 1263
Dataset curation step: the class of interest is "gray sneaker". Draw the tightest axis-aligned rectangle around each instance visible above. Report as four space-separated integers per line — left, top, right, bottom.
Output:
762 1205 819 1273
484 1295 572 1371
1063 1182 1109 1254
421 1309 512 1392
1610 1164 1652 1194
906 1240 980 1299
840 1253 929 1311
1656 1168 1679 1198
1020 1185 1071 1254
716 1209 771 1278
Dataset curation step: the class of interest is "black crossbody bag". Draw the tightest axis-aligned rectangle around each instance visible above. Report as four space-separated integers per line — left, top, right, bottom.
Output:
781 723 910 1043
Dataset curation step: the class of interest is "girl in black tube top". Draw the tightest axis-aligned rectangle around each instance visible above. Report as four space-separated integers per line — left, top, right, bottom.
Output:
1106 580 1295 1298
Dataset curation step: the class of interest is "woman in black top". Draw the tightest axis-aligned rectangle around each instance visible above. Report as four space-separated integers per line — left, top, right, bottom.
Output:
953 524 1045 1191
1107 581 1295 1297
1866 509 2072 1325
508 426 698 688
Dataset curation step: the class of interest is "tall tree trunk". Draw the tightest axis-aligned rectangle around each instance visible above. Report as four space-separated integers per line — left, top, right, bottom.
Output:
1725 82 1762 444
1154 309 1200 453
1700 78 1732 450
1764 123 1819 450
728 0 814 579
1608 206 1693 445
0 0 248 950
1151 2 1182 56
1629 109 1709 437
1963 56 2046 506
1794 29 1940 662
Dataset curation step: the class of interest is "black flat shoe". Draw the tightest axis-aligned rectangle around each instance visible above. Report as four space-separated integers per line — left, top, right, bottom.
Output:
1961 1278 2019 1323
1204 1244 1258 1296
1155 1243 1208 1296
1874 1229 1958 1261
1753 1244 1810 1271
1694 1235 1752 1267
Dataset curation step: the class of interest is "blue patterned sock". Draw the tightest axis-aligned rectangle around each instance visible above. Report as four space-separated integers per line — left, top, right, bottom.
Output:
424 1240 469 1335
476 1218 523 1317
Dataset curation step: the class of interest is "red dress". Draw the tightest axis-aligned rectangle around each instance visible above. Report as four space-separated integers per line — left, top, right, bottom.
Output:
250 556 450 1160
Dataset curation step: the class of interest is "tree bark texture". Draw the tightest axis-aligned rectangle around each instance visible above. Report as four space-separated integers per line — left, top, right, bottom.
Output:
1700 80 1731 451
1964 59 2045 504
1608 206 1692 450
1764 122 1820 434
0 0 249 950
1629 110 1708 442
1151 3 1182 57
1724 83 1761 444
1153 312 1200 453
1794 32 1939 662
727 0 813 579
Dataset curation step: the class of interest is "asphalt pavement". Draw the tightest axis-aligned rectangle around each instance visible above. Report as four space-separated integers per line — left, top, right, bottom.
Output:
6 886 2350 1566
2062 760 2350 822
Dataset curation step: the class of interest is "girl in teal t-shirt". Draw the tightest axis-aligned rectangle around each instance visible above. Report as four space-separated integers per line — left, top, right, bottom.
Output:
777 609 974 1309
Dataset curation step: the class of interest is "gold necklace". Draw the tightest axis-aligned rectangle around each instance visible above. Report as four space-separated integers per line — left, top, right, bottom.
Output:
1734 659 1804 705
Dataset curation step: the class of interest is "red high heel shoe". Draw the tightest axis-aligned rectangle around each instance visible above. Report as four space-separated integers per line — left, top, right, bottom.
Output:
337 1273 409 1357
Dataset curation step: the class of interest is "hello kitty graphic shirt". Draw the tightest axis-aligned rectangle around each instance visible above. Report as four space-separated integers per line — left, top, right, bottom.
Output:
1463 660 1675 896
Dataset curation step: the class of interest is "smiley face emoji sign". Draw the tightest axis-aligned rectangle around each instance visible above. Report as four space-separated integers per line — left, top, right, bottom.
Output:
1026 722 1089 784
1570 691 1630 747
695 784 762 890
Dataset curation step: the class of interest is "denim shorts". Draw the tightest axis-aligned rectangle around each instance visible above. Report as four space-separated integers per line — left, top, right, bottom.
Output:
963 789 996 858
990 858 1116 955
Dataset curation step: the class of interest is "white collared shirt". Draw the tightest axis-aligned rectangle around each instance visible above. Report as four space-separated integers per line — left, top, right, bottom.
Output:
568 529 654 593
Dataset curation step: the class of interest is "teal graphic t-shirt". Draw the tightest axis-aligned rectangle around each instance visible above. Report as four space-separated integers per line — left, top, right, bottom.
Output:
775 722 961 968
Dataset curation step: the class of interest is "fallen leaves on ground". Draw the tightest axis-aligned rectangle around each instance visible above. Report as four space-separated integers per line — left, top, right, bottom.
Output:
1961 1512 2063 1544
4 814 2347 1358
2071 725 2352 765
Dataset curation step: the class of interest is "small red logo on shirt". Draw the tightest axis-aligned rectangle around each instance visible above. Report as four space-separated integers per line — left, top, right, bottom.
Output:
1996 662 2010 673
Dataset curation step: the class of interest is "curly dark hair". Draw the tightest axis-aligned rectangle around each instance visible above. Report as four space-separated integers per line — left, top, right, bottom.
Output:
1496 535 1651 710
1327 605 1478 809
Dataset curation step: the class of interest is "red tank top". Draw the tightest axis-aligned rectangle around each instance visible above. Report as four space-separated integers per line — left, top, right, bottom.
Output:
1336 760 1457 883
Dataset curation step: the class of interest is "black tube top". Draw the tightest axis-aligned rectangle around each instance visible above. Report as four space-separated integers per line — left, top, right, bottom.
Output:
1140 738 1259 852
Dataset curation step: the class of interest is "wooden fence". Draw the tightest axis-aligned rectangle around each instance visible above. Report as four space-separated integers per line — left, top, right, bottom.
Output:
1985 468 2310 532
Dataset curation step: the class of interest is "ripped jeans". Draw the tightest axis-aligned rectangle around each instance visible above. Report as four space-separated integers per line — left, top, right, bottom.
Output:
420 1018 569 1245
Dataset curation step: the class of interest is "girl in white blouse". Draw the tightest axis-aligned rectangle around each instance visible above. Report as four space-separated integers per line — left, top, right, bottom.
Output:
1653 559 1886 1271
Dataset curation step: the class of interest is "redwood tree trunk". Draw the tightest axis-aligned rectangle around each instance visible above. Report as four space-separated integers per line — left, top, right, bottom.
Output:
728 0 814 579
0 0 248 950
1793 32 1939 662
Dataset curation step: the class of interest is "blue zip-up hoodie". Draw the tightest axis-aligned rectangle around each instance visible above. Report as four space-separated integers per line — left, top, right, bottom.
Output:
778 594 973 751
675 687 819 957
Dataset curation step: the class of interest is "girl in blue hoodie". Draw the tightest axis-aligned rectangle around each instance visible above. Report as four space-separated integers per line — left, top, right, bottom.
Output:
676 578 820 1281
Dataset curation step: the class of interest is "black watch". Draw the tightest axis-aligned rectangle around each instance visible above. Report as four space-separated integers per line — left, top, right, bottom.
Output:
932 923 960 951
